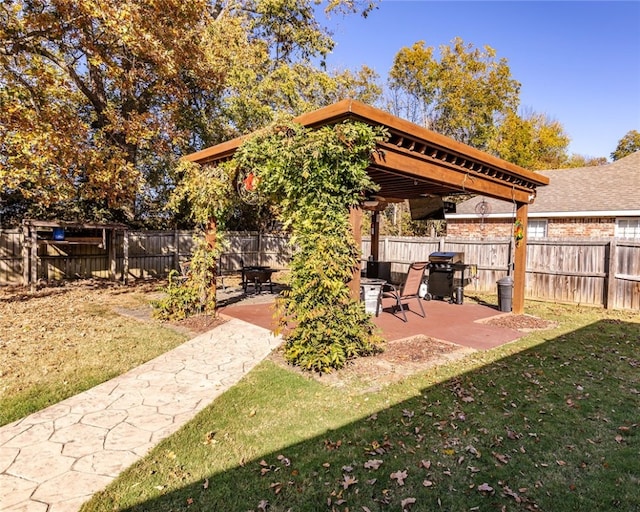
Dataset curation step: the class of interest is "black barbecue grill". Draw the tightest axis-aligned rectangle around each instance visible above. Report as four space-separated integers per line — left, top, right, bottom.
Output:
426 252 473 304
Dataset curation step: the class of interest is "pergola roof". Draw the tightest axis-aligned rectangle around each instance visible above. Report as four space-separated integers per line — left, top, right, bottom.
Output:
185 99 549 204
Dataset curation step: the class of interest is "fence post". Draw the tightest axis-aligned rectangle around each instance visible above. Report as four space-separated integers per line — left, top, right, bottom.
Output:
173 228 180 271
606 238 617 310
22 224 29 286
30 225 38 292
123 230 129 284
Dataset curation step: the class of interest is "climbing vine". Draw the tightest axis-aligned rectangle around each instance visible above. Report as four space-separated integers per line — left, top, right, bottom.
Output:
153 159 235 320
234 119 388 372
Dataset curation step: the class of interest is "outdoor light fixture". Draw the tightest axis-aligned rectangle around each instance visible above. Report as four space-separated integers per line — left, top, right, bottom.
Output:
363 198 379 208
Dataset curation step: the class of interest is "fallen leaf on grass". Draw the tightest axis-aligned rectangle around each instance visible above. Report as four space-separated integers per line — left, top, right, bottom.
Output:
478 483 494 493
390 470 408 486
364 459 383 470
466 445 480 457
401 497 416 510
277 454 291 466
257 499 269 511
420 460 431 469
493 452 509 465
269 482 282 494
324 439 342 450
502 485 522 502
423 479 434 487
203 478 209 489
342 474 358 489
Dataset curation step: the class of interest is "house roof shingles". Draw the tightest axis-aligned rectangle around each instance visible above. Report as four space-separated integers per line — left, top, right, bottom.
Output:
451 151 640 217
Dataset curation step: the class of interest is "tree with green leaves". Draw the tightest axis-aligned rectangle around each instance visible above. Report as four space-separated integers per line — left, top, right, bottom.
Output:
388 37 520 151
488 110 571 170
0 0 381 227
564 154 608 168
611 130 640 161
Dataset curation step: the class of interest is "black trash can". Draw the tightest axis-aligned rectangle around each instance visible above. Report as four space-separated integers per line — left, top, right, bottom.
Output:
497 276 514 312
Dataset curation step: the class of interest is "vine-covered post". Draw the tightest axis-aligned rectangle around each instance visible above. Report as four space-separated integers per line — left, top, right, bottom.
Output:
153 160 234 321
348 206 363 300
233 119 388 372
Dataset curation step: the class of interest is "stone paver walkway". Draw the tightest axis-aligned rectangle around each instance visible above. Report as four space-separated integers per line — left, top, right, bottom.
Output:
0 318 279 512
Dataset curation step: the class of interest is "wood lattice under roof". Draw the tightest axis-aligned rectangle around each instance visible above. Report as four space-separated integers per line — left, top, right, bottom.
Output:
185 99 549 205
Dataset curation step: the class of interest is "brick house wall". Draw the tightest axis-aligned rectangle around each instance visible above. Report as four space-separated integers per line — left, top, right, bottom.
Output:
446 218 511 239
446 217 617 239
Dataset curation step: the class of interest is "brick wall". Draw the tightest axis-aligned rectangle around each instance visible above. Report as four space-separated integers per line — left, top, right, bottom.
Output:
547 218 615 238
447 217 616 239
446 218 511 239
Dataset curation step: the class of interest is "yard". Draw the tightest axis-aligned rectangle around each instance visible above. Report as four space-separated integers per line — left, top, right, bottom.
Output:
1 281 638 511
81 297 638 512
0 280 220 426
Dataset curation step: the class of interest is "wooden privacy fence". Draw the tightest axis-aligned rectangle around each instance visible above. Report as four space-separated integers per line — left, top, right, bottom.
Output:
362 236 640 310
1 229 638 310
0 229 291 284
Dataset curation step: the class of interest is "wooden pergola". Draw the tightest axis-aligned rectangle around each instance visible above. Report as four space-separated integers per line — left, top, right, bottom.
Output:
185 99 549 314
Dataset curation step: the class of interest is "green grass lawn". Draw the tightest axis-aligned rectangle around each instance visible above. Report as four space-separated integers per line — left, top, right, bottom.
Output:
82 301 639 512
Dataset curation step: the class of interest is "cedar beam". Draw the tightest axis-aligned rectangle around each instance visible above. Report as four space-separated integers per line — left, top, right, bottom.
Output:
349 206 363 300
512 202 529 314
373 148 534 204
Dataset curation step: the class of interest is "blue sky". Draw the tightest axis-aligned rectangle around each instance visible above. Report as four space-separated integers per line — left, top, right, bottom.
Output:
317 1 640 160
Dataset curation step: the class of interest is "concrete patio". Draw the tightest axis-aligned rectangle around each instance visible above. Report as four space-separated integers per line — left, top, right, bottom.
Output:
218 286 525 351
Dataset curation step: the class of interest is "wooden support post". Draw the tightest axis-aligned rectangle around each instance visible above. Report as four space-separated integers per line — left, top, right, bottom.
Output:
349 206 363 300
371 210 380 261
512 202 528 314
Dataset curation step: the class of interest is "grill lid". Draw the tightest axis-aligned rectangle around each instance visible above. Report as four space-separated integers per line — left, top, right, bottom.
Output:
428 251 464 264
